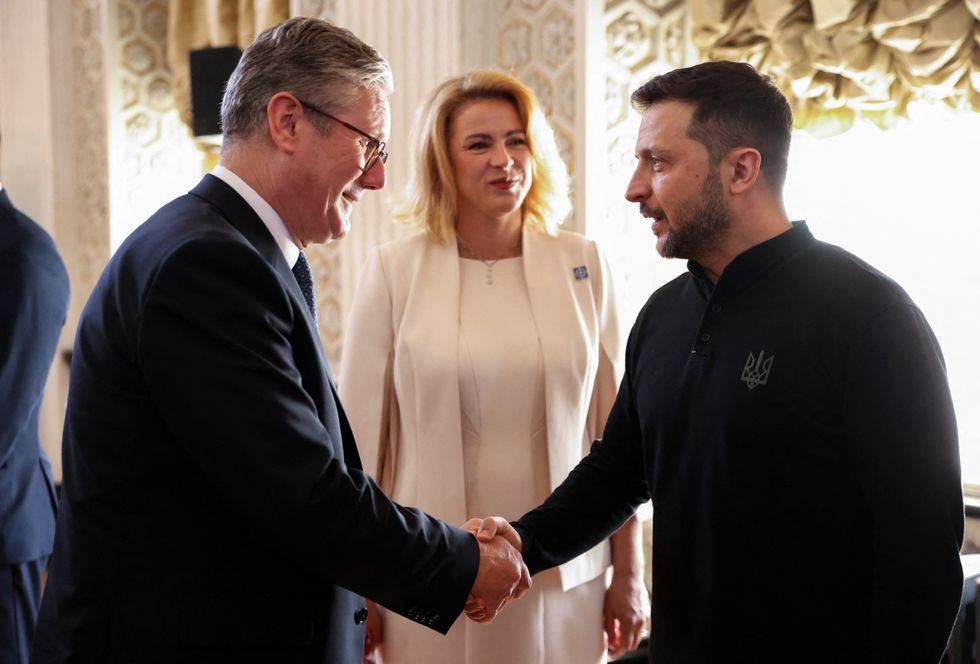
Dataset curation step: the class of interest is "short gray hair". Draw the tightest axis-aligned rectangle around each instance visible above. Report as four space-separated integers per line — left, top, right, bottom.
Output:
220 17 393 143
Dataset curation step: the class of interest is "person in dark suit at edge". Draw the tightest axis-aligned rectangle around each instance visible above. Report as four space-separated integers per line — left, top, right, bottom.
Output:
31 17 528 664
0 129 70 664
474 60 964 663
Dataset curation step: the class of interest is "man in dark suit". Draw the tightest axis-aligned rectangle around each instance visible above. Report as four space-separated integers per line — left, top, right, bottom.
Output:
32 18 527 664
0 131 70 664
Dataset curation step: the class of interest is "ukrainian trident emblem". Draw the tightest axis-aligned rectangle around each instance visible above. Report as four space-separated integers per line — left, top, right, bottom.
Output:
740 350 774 390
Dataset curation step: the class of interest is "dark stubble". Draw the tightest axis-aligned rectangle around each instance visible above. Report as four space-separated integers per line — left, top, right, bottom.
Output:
657 165 731 260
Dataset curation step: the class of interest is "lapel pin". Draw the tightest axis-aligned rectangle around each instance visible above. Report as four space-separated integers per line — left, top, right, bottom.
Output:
573 266 589 280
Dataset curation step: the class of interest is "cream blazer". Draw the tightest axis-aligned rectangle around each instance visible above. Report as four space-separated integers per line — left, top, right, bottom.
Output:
339 225 623 591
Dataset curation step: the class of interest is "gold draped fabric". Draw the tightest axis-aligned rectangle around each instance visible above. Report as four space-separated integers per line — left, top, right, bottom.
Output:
688 0 980 134
167 0 290 130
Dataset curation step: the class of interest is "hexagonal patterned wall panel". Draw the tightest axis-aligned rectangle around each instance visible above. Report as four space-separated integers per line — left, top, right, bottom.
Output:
71 0 111 317
598 0 700 320
499 0 579 227
110 0 204 252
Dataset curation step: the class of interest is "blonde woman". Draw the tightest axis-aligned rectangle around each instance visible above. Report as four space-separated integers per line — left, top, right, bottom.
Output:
340 70 648 664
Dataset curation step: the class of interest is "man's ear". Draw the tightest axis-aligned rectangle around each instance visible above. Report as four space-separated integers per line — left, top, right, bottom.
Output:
266 92 302 154
726 147 762 195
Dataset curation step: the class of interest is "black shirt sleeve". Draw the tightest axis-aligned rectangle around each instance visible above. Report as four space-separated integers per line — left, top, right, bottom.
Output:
515 327 650 575
841 301 963 662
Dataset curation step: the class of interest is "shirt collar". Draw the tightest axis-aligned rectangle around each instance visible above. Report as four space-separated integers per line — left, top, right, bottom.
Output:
688 220 813 292
211 164 300 268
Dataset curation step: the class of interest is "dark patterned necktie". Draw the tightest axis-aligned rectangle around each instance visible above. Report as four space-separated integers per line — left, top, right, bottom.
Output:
292 251 318 324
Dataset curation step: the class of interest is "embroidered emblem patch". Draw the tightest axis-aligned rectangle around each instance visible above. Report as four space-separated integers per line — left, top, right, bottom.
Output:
573 266 589 280
740 350 774 390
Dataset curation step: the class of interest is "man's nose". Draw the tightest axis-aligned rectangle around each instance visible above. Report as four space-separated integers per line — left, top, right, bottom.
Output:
624 165 649 203
360 157 386 191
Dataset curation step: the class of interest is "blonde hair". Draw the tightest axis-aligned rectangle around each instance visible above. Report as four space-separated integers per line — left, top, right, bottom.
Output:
396 69 571 243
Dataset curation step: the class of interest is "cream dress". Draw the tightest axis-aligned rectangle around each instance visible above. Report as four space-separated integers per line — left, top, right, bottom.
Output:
379 256 607 664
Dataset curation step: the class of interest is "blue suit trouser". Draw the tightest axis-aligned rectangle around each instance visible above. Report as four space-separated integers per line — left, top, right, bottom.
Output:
0 556 47 664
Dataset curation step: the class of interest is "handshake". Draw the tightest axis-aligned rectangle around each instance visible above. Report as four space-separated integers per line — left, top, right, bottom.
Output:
461 516 529 623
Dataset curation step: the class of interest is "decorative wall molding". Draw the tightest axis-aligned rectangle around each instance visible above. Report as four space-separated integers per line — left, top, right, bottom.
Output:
596 0 698 321
108 0 205 252
604 0 692 167
71 0 111 330
304 241 345 367
500 0 580 230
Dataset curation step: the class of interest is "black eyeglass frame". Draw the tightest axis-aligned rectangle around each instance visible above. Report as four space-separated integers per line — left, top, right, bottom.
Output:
296 97 388 173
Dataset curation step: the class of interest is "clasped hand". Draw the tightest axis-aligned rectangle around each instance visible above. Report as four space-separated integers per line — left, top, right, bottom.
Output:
461 516 530 623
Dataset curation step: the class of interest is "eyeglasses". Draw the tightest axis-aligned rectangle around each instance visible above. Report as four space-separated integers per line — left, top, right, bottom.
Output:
296 98 388 173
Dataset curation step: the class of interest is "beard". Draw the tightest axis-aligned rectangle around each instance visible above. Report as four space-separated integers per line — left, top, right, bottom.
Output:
656 167 731 260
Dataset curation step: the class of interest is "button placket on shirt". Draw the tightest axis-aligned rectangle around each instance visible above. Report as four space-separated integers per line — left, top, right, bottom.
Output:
692 300 722 356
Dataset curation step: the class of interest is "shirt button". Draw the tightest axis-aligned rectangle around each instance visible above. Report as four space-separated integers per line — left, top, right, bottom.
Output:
711 304 722 313
700 333 711 342
354 607 368 624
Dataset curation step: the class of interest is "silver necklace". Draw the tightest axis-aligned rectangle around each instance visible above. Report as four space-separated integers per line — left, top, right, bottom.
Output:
456 234 522 285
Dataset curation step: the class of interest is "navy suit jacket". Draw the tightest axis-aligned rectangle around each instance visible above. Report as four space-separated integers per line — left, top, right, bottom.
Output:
0 189 68 567
32 176 479 663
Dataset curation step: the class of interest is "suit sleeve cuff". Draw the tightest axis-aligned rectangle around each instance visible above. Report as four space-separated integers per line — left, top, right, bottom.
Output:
406 527 480 635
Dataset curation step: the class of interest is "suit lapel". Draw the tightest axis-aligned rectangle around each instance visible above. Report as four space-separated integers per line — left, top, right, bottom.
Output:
188 176 358 466
522 226 593 491
404 239 468 525
191 175 287 272
190 176 314 324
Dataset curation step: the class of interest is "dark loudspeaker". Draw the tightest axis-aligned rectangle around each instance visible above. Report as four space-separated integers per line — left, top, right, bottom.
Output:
189 46 243 138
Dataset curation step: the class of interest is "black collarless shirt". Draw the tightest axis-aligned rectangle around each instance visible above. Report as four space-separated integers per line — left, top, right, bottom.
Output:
518 222 963 663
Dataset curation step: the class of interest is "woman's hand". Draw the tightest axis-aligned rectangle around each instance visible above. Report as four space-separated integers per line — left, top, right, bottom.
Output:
603 567 650 658
604 514 649 658
363 599 383 663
